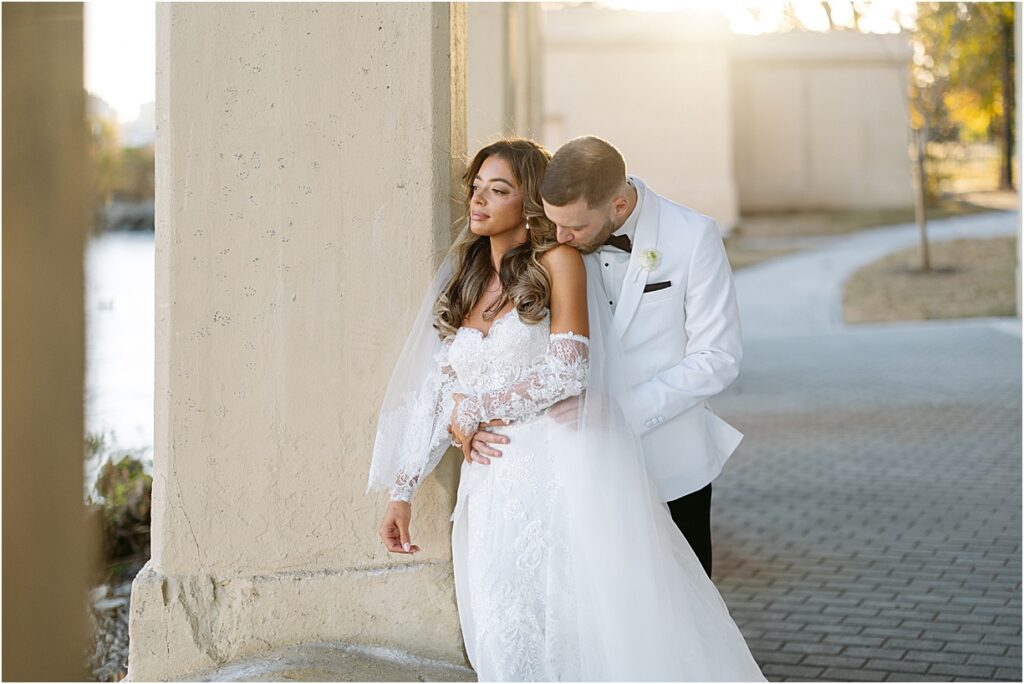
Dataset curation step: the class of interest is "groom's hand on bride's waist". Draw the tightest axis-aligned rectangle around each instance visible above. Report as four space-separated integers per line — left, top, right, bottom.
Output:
449 394 509 465
465 420 509 465
449 419 509 465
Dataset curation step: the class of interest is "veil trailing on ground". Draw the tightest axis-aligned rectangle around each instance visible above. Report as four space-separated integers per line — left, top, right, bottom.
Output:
367 242 765 681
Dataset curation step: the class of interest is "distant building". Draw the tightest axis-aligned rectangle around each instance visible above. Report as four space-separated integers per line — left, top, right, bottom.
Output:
467 5 915 232
121 101 155 147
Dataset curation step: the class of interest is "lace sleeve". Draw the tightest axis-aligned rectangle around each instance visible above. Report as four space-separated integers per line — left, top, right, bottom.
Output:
454 332 589 436
376 337 462 503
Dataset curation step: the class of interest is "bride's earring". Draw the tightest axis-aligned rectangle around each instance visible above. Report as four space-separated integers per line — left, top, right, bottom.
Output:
525 218 531 231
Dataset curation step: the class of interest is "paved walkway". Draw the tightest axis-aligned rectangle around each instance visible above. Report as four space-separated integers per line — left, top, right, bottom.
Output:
735 211 1019 339
710 214 1022 681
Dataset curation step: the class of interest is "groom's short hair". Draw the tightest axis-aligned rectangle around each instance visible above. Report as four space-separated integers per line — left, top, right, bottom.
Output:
540 136 627 209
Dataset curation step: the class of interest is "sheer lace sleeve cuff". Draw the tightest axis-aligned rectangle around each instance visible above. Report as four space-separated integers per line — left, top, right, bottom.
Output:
455 332 589 434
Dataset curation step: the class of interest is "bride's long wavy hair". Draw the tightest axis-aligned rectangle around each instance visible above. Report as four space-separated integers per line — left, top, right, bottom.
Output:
433 138 560 339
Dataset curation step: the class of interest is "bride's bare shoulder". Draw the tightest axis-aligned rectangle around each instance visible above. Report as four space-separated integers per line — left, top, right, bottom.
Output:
538 243 588 335
538 243 585 278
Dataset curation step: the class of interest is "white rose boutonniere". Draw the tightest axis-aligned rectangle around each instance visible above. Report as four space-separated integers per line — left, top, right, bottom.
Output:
633 248 662 282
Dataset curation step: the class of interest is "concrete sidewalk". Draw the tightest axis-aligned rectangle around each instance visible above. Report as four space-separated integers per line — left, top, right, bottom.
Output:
735 210 1020 339
710 215 1022 681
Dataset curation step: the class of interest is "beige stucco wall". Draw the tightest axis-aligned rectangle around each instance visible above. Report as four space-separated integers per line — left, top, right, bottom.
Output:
731 31 914 211
540 6 739 230
2 4 97 680
129 3 467 680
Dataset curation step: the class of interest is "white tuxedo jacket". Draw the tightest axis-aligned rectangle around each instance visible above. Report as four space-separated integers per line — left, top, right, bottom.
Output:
585 176 744 503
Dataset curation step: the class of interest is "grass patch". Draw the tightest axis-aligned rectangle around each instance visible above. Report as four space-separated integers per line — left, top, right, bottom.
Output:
723 240 804 271
732 197 1002 241
842 236 1019 324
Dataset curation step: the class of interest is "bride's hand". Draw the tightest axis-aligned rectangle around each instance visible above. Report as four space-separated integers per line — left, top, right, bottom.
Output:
450 394 479 464
379 500 419 554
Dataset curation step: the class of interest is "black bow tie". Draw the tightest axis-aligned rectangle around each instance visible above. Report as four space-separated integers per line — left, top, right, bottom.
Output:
603 233 632 253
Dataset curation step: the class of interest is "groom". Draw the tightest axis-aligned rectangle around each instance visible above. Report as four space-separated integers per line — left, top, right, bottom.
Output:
468 135 744 579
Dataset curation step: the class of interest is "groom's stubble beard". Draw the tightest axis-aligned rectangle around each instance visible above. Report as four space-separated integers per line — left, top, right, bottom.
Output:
575 216 619 254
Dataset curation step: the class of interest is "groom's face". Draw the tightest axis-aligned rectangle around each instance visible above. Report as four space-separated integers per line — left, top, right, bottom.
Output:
542 198 617 254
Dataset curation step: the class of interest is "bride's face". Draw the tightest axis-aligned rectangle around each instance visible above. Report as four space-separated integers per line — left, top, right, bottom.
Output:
469 155 526 237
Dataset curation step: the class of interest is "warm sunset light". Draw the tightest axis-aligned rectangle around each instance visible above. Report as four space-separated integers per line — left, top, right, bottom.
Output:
600 0 918 34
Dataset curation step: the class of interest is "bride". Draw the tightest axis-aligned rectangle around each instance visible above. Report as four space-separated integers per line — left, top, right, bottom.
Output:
367 138 766 682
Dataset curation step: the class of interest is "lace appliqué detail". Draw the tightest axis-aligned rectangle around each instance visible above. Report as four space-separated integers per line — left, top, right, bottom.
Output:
376 338 462 503
453 330 590 439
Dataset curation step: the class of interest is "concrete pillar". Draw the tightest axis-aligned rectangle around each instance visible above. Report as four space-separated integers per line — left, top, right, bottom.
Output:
467 2 543 153
507 3 544 142
2 3 97 680
129 3 467 680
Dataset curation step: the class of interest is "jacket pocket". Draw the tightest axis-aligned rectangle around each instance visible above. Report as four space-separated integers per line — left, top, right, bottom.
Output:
643 280 672 293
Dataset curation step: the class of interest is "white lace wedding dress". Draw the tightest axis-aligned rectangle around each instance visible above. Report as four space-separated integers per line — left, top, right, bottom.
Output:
374 296 767 681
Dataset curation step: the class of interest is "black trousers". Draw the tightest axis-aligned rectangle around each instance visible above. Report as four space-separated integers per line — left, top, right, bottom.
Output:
666 482 713 579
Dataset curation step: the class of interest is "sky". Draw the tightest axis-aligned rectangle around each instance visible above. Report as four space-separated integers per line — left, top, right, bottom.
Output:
84 1 155 123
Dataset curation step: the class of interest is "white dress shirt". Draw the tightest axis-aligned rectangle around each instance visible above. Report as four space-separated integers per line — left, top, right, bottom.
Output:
596 177 644 314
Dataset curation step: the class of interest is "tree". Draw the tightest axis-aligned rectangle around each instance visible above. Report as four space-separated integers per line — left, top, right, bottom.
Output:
910 2 1016 191
87 109 121 206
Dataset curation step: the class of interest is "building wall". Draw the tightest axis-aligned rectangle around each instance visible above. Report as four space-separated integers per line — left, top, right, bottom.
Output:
540 7 916 223
129 4 468 679
540 6 739 230
732 31 914 211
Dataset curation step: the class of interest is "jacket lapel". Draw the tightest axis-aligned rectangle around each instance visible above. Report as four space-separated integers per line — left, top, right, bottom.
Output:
612 176 660 339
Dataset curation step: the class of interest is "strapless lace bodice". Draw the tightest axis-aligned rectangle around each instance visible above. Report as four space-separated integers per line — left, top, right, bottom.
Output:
448 308 552 394
448 309 590 439
375 305 589 503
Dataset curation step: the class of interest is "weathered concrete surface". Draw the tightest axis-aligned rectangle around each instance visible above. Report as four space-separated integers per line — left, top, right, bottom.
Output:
130 3 468 680
179 641 476 682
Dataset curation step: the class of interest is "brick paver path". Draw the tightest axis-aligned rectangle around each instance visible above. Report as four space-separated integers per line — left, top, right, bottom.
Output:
711 320 1022 681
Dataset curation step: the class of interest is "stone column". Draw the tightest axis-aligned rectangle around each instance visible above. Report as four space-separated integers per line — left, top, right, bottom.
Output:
129 3 467 680
2 3 96 680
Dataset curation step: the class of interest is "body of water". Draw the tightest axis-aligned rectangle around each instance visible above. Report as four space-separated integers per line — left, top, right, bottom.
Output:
85 230 154 496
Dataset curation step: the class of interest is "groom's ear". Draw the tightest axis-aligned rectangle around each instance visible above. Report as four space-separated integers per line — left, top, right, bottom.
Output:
610 193 629 216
